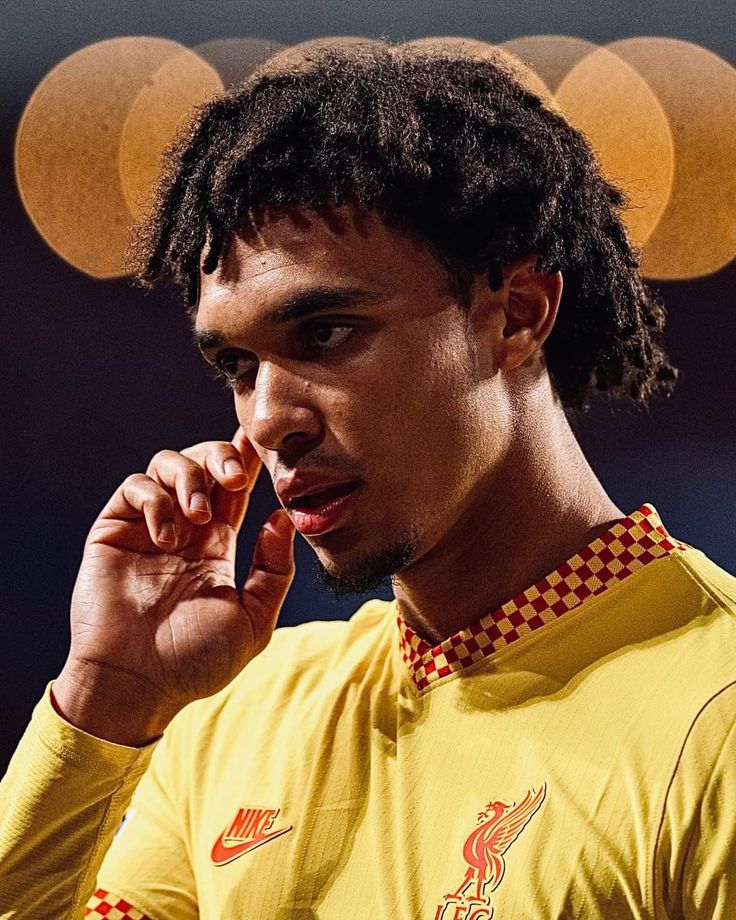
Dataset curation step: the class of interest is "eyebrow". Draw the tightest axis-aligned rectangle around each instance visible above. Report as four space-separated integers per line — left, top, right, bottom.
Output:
193 284 381 353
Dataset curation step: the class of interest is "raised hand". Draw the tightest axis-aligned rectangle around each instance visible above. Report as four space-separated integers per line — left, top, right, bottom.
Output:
51 427 296 745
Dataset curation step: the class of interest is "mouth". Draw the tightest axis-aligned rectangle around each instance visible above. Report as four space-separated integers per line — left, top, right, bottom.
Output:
288 481 361 535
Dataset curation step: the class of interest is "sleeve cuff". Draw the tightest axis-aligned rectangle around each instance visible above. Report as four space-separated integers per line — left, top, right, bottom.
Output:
35 682 159 774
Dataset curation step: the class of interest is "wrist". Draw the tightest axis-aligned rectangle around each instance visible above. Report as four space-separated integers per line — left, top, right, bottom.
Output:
52 661 175 747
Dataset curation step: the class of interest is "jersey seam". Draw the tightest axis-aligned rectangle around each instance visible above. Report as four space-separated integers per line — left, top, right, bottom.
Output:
69 779 146 918
666 547 736 614
649 680 736 919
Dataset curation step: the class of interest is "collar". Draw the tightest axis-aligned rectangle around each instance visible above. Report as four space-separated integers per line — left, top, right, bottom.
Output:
395 503 688 693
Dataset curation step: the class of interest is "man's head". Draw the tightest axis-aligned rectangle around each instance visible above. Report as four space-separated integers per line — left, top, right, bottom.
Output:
187 201 560 596
126 40 679 596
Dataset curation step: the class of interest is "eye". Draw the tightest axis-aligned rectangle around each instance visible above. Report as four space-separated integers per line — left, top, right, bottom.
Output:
212 353 257 391
307 321 353 350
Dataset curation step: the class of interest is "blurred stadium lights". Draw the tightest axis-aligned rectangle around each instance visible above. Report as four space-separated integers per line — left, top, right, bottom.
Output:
119 48 223 221
500 34 598 93
609 37 736 280
13 34 736 281
554 46 674 248
193 38 286 90
14 37 190 278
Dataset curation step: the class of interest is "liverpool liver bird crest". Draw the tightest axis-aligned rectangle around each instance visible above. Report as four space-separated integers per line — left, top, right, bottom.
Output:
446 783 547 904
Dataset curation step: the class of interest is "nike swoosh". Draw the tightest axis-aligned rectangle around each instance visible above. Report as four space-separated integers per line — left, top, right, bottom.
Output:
211 825 292 866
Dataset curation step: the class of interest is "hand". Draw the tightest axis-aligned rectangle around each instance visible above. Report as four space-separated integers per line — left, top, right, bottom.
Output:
52 427 296 745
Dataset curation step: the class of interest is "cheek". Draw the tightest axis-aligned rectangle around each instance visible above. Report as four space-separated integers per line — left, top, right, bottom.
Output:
409 359 499 497
381 366 481 492
324 325 484 473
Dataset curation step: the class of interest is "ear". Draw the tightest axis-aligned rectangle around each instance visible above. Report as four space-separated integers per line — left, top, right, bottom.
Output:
497 255 563 372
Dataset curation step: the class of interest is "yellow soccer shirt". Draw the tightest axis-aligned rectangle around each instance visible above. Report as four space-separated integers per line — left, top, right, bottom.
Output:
2 502 736 919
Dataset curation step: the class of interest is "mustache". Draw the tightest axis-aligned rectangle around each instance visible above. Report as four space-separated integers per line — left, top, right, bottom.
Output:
272 453 362 481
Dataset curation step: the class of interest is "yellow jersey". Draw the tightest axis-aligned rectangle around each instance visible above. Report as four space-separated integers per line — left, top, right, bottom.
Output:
1 502 735 919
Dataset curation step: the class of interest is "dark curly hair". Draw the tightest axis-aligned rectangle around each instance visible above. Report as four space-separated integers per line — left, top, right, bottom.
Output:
126 38 679 419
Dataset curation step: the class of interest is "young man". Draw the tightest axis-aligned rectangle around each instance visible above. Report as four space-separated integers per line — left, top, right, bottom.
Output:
2 40 734 919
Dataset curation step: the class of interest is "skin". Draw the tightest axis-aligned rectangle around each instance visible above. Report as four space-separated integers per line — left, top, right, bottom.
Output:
52 201 623 746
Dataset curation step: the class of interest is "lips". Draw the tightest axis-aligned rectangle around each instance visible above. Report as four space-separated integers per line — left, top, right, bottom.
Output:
288 482 361 536
289 481 360 510
274 472 363 536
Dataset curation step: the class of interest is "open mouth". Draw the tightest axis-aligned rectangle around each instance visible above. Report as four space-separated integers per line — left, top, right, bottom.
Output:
290 481 360 511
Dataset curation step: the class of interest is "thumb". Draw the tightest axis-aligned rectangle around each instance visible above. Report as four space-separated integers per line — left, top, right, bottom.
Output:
240 509 297 652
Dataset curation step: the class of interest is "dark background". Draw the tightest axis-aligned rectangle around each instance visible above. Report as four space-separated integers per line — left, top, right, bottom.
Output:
2 1 735 772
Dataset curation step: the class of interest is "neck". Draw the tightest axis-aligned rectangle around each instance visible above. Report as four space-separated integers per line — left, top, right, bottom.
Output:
392 405 624 646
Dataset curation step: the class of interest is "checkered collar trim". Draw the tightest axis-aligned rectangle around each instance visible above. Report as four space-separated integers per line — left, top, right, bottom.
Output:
395 503 688 693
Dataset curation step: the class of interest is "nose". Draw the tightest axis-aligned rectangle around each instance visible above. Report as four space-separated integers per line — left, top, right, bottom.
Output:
246 361 322 454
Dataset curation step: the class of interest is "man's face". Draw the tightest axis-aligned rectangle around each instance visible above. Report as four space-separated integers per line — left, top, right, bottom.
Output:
195 205 508 596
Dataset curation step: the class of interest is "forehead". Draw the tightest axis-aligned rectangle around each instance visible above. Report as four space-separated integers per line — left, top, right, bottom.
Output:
195 205 449 325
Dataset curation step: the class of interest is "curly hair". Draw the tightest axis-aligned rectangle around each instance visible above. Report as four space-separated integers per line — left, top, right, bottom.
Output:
126 38 679 418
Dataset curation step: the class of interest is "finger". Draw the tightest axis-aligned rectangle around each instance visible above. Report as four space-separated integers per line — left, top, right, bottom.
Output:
210 428 263 531
145 450 214 523
98 473 180 549
231 426 262 479
179 439 254 488
240 509 296 655
210 470 256 534
231 424 251 454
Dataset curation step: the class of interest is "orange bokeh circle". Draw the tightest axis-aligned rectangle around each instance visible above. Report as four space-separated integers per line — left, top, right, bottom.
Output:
555 46 674 248
119 48 223 221
15 37 189 278
609 37 736 279
193 37 286 89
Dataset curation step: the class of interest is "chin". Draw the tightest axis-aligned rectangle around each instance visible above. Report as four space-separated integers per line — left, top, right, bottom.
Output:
312 526 420 599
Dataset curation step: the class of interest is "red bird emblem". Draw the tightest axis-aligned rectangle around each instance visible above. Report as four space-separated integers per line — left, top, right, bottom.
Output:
443 783 547 911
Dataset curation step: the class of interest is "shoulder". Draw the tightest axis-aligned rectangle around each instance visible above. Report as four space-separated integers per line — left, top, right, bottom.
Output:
630 544 736 654
645 546 736 696
648 550 736 856
668 545 736 612
652 546 736 673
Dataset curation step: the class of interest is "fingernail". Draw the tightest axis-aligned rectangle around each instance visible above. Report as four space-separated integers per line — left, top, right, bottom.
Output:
190 491 210 512
223 458 244 476
158 522 176 543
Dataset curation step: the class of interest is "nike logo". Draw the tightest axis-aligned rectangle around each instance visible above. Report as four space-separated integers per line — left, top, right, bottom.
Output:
211 807 292 866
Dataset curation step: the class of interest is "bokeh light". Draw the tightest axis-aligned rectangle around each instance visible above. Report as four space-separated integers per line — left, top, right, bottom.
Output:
119 48 223 222
193 38 286 90
608 37 736 280
14 34 736 282
555 47 674 247
500 34 597 93
14 37 188 278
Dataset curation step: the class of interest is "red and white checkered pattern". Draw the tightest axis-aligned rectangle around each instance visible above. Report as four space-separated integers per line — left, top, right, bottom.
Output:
86 888 151 919
398 503 689 692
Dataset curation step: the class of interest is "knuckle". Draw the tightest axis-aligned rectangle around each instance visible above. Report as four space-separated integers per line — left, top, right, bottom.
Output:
182 439 219 453
185 466 211 491
122 472 148 489
148 491 174 513
147 448 177 470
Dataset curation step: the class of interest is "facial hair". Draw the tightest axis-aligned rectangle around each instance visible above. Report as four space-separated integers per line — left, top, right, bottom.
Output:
314 525 420 598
